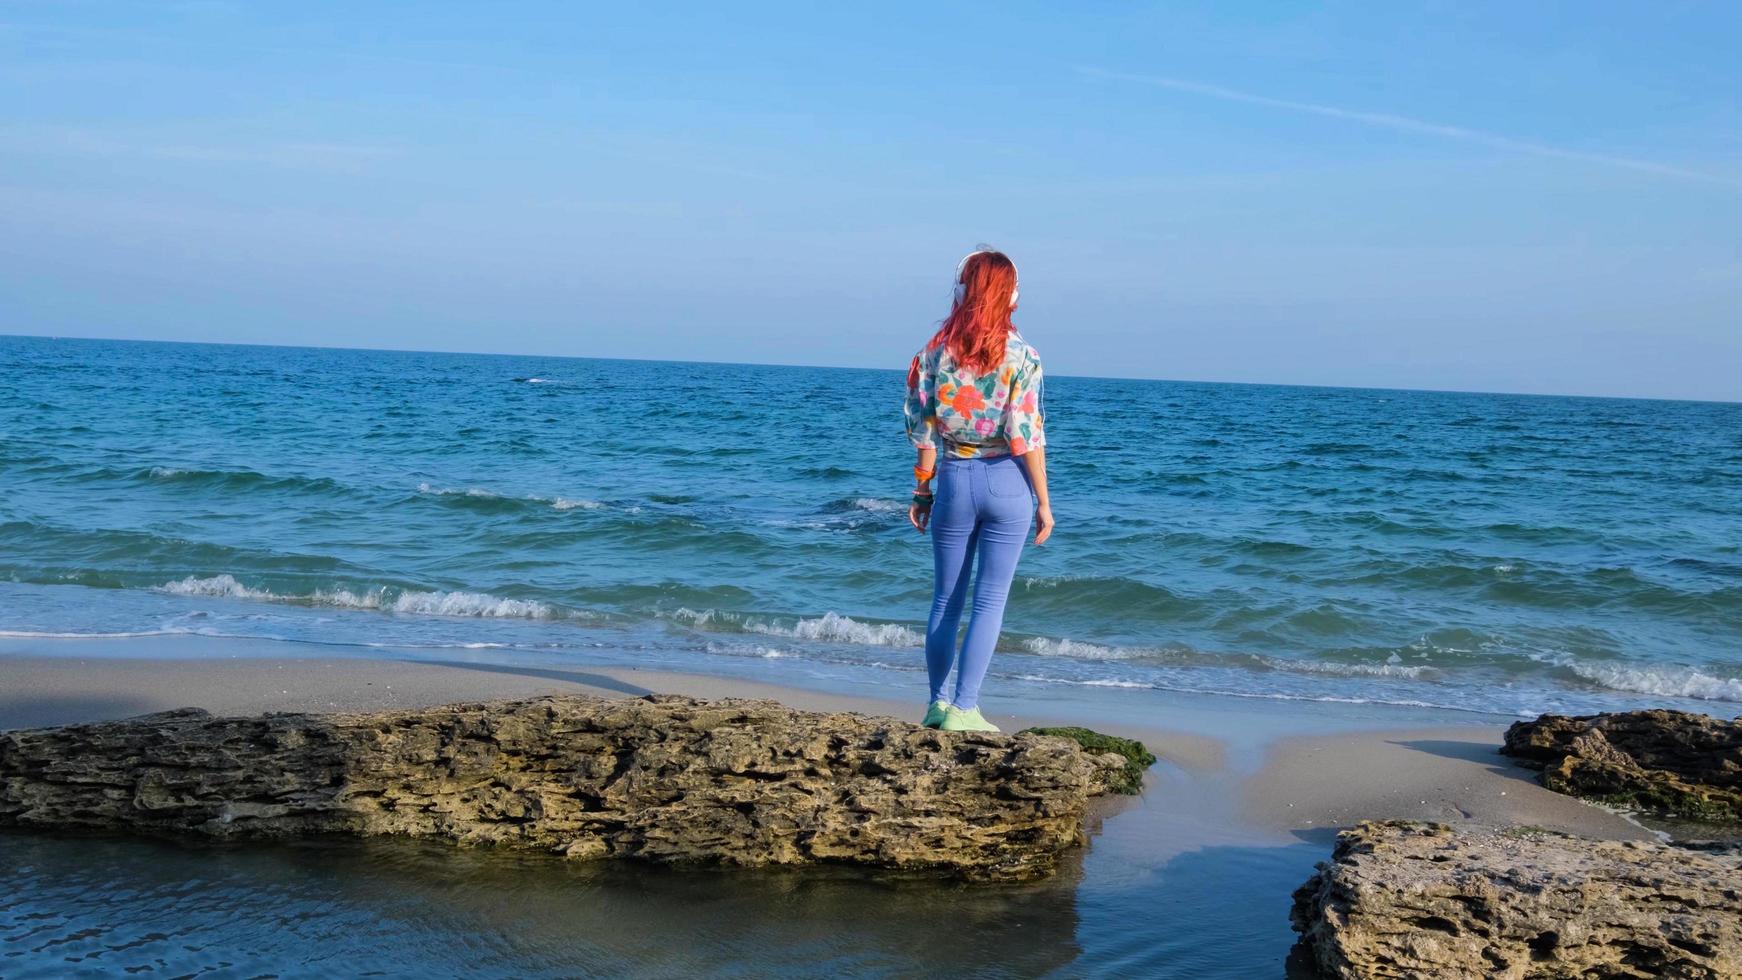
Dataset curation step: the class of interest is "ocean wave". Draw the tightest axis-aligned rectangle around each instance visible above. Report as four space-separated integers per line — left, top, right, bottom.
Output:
672 614 1447 685
361 641 514 649
771 497 910 533
0 629 186 639
1013 576 1202 620
1019 635 1437 679
417 483 605 512
1017 636 1220 663
417 482 502 499
2 621 534 654
668 608 922 647
158 573 279 601
154 575 583 621
1007 673 1472 712
782 612 920 646
137 465 349 496
704 641 790 659
675 610 1444 681
1276 657 1439 680
388 591 556 619
1021 636 1136 660
1567 662 1742 702
829 497 906 514
551 497 604 510
1014 674 1151 689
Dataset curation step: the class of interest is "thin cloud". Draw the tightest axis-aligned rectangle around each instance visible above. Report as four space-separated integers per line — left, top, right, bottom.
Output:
1079 66 1740 188
148 141 396 170
0 125 397 172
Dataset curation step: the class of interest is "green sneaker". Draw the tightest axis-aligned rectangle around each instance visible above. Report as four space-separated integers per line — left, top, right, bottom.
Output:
939 705 1001 733
921 700 950 728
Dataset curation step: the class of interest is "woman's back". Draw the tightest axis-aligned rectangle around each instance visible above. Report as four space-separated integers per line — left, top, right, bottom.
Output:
905 331 1045 458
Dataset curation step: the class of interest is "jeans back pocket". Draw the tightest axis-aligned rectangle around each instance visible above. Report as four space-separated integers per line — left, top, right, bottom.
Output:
985 460 1030 498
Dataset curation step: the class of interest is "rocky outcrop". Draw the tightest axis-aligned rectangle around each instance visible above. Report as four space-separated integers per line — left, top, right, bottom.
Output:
1019 726 1156 795
1501 710 1742 823
1291 821 1742 979
0 694 1129 881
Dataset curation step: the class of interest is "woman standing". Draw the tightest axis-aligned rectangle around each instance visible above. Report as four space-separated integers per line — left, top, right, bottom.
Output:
904 249 1053 732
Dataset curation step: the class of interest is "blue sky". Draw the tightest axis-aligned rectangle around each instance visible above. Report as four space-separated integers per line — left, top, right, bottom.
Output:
2 2 1738 400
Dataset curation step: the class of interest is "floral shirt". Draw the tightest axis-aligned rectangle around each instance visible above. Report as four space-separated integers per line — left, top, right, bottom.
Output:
904 331 1046 457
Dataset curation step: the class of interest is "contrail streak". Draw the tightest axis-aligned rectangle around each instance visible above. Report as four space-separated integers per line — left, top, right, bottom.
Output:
1079 66 1740 188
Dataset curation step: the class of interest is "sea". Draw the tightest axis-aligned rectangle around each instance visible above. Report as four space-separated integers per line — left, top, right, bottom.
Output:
3 335 1739 717
4 334 1741 977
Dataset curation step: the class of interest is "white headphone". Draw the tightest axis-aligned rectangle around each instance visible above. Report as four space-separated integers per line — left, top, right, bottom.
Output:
954 249 1019 309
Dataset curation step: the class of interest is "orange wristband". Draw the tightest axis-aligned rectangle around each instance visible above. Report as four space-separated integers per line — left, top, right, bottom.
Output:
913 465 935 482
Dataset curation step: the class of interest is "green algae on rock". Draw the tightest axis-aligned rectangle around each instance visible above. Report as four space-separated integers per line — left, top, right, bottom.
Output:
1019 727 1156 795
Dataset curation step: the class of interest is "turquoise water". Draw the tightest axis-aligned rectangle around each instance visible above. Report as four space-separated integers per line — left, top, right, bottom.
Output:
3 334 1740 716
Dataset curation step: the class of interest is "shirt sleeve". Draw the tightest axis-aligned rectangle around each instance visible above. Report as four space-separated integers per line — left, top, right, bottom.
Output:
1003 348 1045 455
904 352 937 449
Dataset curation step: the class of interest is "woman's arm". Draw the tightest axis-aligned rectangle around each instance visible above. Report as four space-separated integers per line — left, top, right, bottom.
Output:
1018 447 1053 545
905 352 938 533
1005 346 1051 545
909 445 937 533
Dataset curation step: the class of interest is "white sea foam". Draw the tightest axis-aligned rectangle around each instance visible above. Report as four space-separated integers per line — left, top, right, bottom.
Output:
779 612 921 646
418 482 604 511
671 608 922 647
147 466 186 478
155 575 576 621
1275 659 1439 680
1513 647 1742 702
846 498 905 513
386 590 555 619
1568 662 1742 702
311 587 384 608
1008 672 1460 711
159 573 273 600
416 482 501 498
551 497 604 510
1022 636 1144 660
359 641 513 649
669 608 729 627
705 641 790 659
1021 635 1436 679
1015 673 1150 689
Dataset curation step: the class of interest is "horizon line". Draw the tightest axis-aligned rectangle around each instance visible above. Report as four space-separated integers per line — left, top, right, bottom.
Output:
2 331 1737 407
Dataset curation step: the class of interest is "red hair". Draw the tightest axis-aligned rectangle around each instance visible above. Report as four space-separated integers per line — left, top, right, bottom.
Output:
926 250 1017 374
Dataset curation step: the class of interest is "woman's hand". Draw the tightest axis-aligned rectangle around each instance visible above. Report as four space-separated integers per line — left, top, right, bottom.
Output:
909 500 931 534
1033 503 1054 545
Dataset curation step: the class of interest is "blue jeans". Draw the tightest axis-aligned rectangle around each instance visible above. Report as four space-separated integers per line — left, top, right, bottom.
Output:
926 453 1033 710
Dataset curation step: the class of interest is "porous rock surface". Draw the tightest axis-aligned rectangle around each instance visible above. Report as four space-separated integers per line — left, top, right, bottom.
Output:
1502 709 1742 822
1291 821 1742 980
0 694 1127 880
